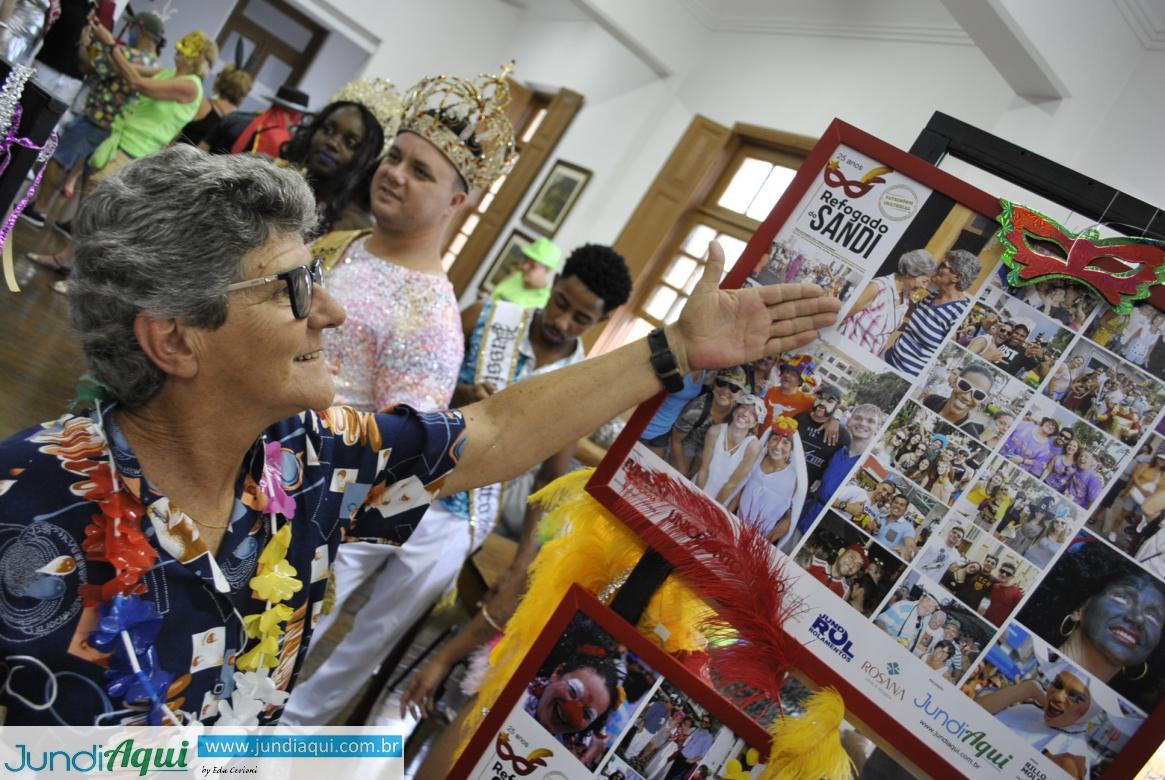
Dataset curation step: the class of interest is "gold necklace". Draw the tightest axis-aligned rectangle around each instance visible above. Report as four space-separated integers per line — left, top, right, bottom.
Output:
191 515 231 530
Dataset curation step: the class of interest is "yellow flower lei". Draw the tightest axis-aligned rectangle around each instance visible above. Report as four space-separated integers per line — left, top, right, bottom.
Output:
237 524 302 671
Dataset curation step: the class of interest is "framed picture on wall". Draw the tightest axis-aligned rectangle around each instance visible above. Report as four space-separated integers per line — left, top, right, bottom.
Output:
522 160 591 237
481 227 535 294
449 584 772 780
586 117 1165 779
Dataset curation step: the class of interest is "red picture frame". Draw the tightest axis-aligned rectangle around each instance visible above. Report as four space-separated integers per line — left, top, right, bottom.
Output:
587 118 1165 779
449 584 771 779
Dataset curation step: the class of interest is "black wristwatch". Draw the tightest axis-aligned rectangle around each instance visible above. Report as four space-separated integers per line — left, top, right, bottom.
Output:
647 327 685 393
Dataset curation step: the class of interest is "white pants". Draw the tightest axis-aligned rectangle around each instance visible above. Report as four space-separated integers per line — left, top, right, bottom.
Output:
281 502 472 725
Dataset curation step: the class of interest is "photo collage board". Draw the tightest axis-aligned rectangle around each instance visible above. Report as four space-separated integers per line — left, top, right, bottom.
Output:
589 120 1165 779
452 586 772 780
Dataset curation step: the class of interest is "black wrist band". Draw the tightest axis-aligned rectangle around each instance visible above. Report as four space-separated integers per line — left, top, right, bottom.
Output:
647 327 684 393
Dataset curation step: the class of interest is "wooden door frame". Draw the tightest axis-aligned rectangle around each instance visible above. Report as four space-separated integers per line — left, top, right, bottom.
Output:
216 0 327 85
446 86 584 297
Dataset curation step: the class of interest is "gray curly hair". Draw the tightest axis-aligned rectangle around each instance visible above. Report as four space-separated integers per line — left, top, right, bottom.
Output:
69 145 318 407
944 249 982 292
896 248 936 278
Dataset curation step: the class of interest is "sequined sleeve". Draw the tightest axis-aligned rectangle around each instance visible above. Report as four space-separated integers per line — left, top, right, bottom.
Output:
373 285 463 413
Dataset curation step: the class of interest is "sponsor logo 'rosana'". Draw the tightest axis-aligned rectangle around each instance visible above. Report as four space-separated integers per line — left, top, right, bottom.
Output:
861 660 905 702
810 613 854 662
914 691 1013 770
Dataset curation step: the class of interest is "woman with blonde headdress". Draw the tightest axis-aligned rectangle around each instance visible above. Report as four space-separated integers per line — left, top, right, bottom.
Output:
727 416 806 546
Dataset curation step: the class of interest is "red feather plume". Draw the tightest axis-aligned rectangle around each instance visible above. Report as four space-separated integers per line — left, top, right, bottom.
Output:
619 457 799 712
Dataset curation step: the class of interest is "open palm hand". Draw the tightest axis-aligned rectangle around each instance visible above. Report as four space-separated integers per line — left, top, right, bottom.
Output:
668 241 841 371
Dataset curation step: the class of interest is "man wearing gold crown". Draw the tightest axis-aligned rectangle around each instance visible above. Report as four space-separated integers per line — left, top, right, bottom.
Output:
281 67 517 725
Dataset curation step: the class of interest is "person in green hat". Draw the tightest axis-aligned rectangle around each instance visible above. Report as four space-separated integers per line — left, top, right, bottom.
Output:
491 237 561 308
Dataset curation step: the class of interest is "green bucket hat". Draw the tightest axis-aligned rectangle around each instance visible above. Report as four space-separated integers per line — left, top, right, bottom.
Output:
521 237 562 270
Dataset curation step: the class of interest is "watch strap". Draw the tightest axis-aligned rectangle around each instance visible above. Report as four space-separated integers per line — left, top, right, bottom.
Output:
647 327 685 393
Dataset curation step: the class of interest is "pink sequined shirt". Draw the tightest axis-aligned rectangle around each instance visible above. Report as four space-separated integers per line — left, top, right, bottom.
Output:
325 237 463 412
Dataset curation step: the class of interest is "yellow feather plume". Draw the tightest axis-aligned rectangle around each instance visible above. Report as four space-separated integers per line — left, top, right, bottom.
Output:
456 469 710 757
761 687 854 780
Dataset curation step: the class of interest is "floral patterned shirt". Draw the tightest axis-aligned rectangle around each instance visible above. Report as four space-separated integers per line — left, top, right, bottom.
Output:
0 404 465 725
84 42 159 129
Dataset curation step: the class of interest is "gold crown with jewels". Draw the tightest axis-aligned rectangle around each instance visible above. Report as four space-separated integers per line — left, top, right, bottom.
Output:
398 62 517 190
330 78 403 150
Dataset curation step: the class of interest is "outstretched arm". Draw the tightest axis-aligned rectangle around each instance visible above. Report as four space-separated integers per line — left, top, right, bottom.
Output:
439 243 840 497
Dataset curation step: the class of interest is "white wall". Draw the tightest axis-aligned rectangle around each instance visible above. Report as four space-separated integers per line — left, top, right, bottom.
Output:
354 0 523 90
174 0 1162 296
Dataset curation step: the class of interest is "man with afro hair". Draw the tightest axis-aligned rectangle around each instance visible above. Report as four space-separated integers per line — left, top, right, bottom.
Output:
284 243 632 725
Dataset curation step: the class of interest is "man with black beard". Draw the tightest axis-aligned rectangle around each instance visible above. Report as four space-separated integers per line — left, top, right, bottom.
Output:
794 382 850 492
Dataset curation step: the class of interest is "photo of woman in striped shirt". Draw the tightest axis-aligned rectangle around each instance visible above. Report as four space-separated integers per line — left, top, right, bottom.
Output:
884 249 984 376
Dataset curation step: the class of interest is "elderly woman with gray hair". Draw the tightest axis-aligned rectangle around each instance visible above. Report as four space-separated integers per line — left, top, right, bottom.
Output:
884 249 983 376
0 145 838 726
838 248 935 355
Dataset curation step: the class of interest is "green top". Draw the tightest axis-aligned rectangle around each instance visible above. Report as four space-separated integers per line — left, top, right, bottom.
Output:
91 68 203 168
491 272 552 308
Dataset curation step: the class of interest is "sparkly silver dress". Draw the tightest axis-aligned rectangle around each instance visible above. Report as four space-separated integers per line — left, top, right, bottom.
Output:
0 0 51 64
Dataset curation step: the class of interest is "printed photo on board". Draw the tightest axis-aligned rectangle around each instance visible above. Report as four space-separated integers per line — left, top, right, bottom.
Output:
603 678 755 780
1047 339 1165 446
933 534 1038 628
910 342 1032 446
1015 532 1165 714
751 237 864 303
525 611 659 769
991 266 1102 331
954 291 1074 390
1085 304 1165 384
949 456 1078 542
873 569 993 684
872 400 987 506
1087 434 1165 572
966 623 1145 779
793 510 907 617
1001 392 1126 510
636 329 906 552
825 457 943 562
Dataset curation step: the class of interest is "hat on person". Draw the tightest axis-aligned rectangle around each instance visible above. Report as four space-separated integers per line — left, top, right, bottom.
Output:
330 78 402 143
131 11 165 41
715 366 749 390
398 63 517 190
521 237 561 270
771 415 799 437
816 382 842 400
264 85 311 112
844 544 869 565
733 394 767 422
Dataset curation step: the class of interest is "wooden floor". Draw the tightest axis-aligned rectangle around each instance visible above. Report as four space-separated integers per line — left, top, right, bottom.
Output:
0 217 85 438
